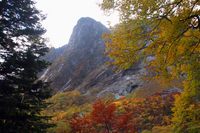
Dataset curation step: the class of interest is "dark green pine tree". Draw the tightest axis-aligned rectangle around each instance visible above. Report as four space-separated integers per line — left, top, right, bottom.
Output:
0 0 53 132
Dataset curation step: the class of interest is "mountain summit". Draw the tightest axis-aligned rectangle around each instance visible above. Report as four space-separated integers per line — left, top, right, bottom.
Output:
41 17 144 97
68 17 109 48
41 17 109 91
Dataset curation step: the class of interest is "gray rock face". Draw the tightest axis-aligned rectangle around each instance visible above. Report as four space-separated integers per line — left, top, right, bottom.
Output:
43 45 67 62
41 17 144 96
41 17 110 91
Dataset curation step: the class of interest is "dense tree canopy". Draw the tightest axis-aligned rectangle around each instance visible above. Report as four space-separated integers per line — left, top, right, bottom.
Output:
100 0 200 132
0 0 52 132
69 93 176 133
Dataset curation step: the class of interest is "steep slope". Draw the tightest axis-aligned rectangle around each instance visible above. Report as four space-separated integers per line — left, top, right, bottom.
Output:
41 17 110 91
43 45 67 62
41 17 179 97
76 62 144 97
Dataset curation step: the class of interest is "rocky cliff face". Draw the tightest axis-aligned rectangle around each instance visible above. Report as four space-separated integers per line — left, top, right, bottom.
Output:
41 17 109 91
41 17 143 96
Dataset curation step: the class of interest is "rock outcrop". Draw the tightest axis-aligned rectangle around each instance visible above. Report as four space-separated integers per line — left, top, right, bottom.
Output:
41 17 143 96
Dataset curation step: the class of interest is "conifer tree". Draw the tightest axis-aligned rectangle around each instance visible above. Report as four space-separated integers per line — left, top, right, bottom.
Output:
0 0 52 132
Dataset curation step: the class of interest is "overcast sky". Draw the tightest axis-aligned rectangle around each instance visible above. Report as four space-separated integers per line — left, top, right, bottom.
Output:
36 0 119 48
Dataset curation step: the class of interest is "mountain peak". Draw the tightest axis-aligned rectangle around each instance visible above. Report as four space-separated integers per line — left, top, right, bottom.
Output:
41 18 110 91
68 17 109 48
77 17 97 24
74 17 108 32
41 17 143 97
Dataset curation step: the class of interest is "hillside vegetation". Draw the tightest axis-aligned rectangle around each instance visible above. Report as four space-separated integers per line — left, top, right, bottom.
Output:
43 89 179 133
43 0 200 132
100 0 200 132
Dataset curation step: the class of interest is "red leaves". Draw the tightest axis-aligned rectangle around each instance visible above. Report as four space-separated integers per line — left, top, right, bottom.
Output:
124 93 178 130
91 100 116 133
114 112 134 132
69 93 178 133
70 100 117 133
91 100 116 124
70 114 96 133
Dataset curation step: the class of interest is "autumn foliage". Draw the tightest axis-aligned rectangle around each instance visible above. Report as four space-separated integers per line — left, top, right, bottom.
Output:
69 92 178 133
100 0 200 132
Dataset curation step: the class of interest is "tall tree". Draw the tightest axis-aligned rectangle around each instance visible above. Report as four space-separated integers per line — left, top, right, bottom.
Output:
100 0 200 132
0 0 52 132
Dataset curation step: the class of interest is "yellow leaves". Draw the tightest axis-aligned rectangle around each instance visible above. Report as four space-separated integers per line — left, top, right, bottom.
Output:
172 61 200 131
151 125 173 133
177 44 186 55
42 90 93 132
104 3 200 92
101 0 200 131
104 21 147 70
52 111 67 122
100 0 115 10
113 101 121 107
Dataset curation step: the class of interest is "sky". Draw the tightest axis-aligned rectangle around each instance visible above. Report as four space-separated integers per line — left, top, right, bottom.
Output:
36 0 119 48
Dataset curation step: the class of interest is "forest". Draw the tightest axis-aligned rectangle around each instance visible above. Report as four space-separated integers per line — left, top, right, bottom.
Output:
0 0 200 133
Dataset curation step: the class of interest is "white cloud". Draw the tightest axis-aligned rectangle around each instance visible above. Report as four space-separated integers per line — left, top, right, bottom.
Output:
36 0 119 48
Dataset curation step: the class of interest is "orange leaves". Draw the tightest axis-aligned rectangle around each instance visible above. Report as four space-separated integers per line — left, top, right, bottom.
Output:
69 92 177 133
119 93 177 130
101 0 200 131
91 100 116 132
70 100 133 133
114 112 135 133
70 114 95 133
70 100 117 133
91 100 116 125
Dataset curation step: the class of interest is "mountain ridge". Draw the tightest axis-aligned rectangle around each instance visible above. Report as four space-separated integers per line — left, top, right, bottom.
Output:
41 17 110 91
41 17 144 97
